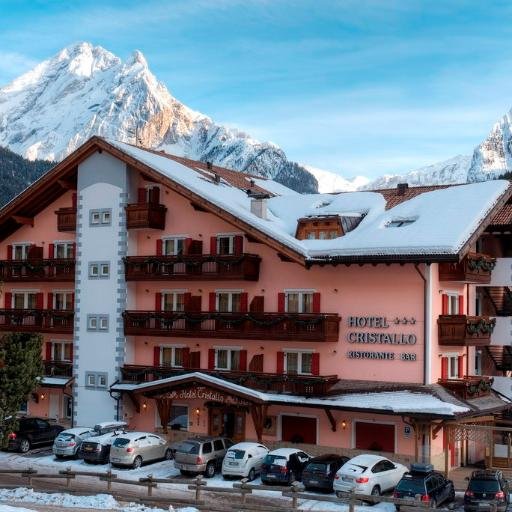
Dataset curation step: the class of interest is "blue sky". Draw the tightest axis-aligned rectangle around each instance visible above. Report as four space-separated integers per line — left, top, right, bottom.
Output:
1 0 512 178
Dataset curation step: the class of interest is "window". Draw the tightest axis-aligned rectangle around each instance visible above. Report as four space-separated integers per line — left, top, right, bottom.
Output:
168 405 188 431
474 350 482 376
202 442 213 454
161 346 185 367
285 351 313 375
215 348 241 371
216 292 242 312
89 209 112 226
54 242 74 259
12 244 30 261
54 292 73 310
162 292 185 312
51 341 72 362
163 238 185 256
87 315 109 331
217 235 235 255
213 439 224 451
387 219 416 228
64 396 72 419
285 290 313 313
89 262 110 279
447 293 460 315
85 371 108 389
13 292 37 309
448 355 460 379
18 401 28 414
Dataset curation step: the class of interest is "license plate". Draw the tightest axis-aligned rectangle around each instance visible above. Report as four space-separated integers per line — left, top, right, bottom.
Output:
84 446 93 452
342 476 353 482
266 474 276 479
309 480 319 484
229 462 238 466
111 458 120 462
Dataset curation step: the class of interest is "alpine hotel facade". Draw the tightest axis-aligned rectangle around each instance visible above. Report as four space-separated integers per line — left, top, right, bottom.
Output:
2 136 512 471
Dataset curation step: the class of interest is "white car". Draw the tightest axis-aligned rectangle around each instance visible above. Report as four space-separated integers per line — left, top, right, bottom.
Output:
53 426 96 458
333 454 408 497
222 442 269 481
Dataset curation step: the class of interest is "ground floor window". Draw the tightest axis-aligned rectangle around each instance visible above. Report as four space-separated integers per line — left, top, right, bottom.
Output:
281 415 317 444
64 396 72 419
355 421 395 453
168 405 188 430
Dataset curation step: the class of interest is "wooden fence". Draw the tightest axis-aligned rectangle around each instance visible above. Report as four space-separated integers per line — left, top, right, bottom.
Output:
0 467 452 512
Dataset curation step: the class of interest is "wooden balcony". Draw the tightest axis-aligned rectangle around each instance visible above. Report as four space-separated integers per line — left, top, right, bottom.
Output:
0 258 75 282
123 311 341 342
43 360 73 377
126 202 167 229
438 375 494 399
120 365 339 396
55 207 77 232
124 254 261 281
0 309 74 334
438 315 495 346
439 252 496 284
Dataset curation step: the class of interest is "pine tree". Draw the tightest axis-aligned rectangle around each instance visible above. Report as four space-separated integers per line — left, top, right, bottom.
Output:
0 333 43 446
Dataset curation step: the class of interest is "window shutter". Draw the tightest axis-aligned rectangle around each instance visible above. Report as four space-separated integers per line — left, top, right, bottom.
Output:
240 293 248 313
36 293 44 309
210 236 217 255
441 357 449 379
442 294 448 315
137 188 146 203
277 293 285 313
458 295 464 315
277 351 285 374
69 343 74 362
153 346 160 366
239 350 248 371
312 293 321 313
71 192 77 209
155 293 162 311
150 187 160 204
184 238 193 255
156 239 163 256
182 347 190 369
71 243 76 259
458 356 464 378
6 245 12 260
184 292 192 311
45 342 52 361
311 353 320 376
209 292 216 312
208 349 216 370
70 293 75 311
249 354 264 372
4 292 12 309
47 293 54 310
234 235 243 255
190 351 201 369
48 244 55 259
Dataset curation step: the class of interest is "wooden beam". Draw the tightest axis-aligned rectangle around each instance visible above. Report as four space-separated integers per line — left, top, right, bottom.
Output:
126 391 141 414
324 408 337 432
432 421 445 439
12 215 34 226
57 178 77 190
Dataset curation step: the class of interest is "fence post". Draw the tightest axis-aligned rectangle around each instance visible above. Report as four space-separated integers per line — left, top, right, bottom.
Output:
195 474 202 504
106 469 113 491
66 466 72 488
240 478 248 505
291 481 300 509
147 474 153 497
26 467 34 487
349 490 356 512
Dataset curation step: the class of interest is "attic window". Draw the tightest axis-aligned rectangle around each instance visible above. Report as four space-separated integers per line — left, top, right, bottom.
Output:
387 219 416 228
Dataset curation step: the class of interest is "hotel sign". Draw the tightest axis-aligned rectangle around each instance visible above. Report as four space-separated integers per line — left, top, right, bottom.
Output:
159 386 251 406
346 316 417 362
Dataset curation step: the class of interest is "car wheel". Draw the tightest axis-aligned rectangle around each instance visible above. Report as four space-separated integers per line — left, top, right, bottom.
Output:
164 449 173 460
336 491 343 499
19 439 30 453
205 462 216 478
248 468 256 482
132 455 143 469
371 485 381 496
180 470 190 476
55 454 64 460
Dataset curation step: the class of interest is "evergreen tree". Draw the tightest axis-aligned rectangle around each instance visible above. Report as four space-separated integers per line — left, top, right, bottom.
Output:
0 333 43 446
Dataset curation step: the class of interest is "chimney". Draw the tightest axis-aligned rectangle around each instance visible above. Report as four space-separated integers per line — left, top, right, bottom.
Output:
247 191 270 219
397 183 408 196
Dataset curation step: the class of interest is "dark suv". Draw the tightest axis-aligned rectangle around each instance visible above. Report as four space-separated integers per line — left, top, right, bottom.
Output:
302 454 349 492
464 470 510 512
7 417 65 453
394 463 454 508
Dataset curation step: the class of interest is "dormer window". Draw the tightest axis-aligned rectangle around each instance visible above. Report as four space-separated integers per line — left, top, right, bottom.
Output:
387 219 416 228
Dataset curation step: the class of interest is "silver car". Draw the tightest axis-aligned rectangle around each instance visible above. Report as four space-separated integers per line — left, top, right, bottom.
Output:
109 432 172 469
53 427 96 459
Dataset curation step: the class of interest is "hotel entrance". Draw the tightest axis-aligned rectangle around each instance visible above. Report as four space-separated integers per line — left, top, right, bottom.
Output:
208 405 246 442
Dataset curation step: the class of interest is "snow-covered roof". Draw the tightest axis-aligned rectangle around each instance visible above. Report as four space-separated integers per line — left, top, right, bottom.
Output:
108 140 510 261
111 372 469 417
40 376 73 387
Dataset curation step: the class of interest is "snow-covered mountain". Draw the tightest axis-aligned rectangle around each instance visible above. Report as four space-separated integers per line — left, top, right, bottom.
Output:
0 42 317 193
304 165 370 193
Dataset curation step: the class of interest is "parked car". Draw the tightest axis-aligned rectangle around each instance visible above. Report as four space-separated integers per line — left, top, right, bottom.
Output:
173 436 234 478
260 448 311 485
222 442 269 481
7 417 65 453
302 454 350 492
109 432 173 469
53 426 96 459
464 470 510 512
333 454 408 497
79 421 127 464
394 463 455 508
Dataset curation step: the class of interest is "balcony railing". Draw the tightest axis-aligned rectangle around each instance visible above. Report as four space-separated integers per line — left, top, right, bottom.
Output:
55 207 77 232
120 364 339 396
438 375 494 399
0 258 75 282
126 203 167 229
438 315 496 346
43 360 73 377
0 309 74 333
124 254 261 281
439 252 496 284
123 311 341 342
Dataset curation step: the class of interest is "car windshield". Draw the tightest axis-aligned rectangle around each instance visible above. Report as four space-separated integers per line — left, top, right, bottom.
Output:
469 480 500 492
307 463 328 472
226 449 245 460
264 455 287 466
112 438 130 447
56 433 75 441
177 442 200 454
396 477 426 493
